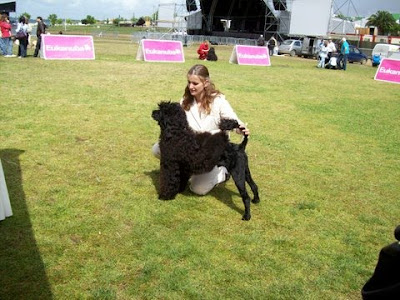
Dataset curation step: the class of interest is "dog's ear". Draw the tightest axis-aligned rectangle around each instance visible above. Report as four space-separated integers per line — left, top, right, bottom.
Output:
152 107 169 131
152 110 160 122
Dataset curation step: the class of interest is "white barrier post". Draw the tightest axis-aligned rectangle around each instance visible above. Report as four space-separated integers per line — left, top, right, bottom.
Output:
0 159 12 221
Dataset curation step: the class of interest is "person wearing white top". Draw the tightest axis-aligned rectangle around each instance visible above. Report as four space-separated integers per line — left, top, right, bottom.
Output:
327 39 337 61
152 64 249 195
16 16 29 58
318 41 329 68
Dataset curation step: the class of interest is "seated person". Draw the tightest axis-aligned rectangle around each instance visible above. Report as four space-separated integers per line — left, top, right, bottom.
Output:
372 54 381 67
325 53 338 69
197 40 209 60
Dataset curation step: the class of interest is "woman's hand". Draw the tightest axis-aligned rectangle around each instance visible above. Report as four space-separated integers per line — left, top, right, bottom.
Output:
237 124 250 136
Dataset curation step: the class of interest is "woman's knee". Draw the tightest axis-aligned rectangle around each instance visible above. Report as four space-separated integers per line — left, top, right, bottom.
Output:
152 143 160 159
189 166 225 195
189 181 214 195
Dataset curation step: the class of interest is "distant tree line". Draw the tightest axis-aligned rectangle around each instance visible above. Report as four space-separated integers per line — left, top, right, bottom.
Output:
16 11 157 27
16 11 155 27
335 10 399 35
366 11 400 35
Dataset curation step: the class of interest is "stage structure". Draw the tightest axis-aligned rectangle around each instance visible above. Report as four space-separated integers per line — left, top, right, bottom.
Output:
157 0 188 31
195 0 267 35
0 1 16 14
263 0 291 38
329 0 360 35
187 0 335 39
186 0 202 31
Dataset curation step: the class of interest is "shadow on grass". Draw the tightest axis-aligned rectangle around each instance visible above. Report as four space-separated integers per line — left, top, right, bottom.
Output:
145 169 244 217
0 149 53 299
145 169 160 195
209 183 244 217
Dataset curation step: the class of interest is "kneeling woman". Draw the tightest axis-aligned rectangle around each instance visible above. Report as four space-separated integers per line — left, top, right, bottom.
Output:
152 64 249 195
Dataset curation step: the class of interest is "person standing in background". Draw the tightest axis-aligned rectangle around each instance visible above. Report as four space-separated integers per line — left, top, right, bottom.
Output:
16 16 28 58
257 35 265 46
327 38 336 60
317 40 328 68
268 36 277 56
34 16 45 57
340 37 350 71
0 13 14 57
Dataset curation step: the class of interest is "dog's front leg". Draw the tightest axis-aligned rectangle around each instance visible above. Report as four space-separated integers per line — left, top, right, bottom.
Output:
159 161 181 200
178 166 190 193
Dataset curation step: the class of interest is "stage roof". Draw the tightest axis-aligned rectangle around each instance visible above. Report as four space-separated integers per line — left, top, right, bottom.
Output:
0 1 16 13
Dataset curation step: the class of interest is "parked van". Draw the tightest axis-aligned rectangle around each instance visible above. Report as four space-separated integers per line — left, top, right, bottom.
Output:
299 36 321 58
372 44 400 59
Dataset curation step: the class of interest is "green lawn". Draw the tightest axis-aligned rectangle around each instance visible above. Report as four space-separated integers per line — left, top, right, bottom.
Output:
0 38 399 299
47 24 168 37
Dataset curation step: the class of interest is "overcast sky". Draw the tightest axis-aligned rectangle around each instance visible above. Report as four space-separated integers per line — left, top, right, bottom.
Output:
4 0 400 20
333 0 399 17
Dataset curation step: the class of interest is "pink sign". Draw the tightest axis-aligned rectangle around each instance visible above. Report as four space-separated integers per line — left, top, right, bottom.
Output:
374 58 400 84
230 45 270 66
136 39 184 63
41 35 95 60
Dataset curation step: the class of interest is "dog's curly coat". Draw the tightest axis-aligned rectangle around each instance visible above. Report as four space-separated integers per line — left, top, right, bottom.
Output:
152 101 259 220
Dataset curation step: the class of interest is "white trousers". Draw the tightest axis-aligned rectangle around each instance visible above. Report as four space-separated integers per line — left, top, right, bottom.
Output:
152 143 227 195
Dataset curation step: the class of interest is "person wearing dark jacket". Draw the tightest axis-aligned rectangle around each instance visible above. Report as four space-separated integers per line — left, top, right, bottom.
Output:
34 16 45 57
257 35 265 46
268 36 277 56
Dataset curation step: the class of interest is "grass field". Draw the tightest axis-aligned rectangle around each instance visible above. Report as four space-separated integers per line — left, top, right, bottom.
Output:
46 24 168 37
0 38 399 299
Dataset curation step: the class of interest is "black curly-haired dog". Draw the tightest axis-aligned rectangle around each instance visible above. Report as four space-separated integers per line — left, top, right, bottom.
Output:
206 47 218 61
152 101 259 220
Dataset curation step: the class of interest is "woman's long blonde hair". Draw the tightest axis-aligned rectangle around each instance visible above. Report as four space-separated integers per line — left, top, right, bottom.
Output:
181 64 220 114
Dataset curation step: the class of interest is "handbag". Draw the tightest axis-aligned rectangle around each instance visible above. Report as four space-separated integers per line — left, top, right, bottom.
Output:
15 29 26 39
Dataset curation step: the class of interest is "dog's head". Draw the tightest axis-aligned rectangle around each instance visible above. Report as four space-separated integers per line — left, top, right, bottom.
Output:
152 101 188 131
219 118 240 131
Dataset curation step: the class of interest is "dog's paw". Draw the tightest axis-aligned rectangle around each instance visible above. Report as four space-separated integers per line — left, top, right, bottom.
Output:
252 197 260 204
242 214 251 221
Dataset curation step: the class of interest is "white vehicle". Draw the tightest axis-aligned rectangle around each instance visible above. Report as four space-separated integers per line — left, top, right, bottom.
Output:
300 37 322 58
278 39 302 56
388 52 400 60
372 44 400 60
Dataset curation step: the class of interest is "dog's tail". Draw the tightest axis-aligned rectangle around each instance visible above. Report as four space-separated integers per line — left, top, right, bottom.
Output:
239 133 248 150
219 118 248 150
